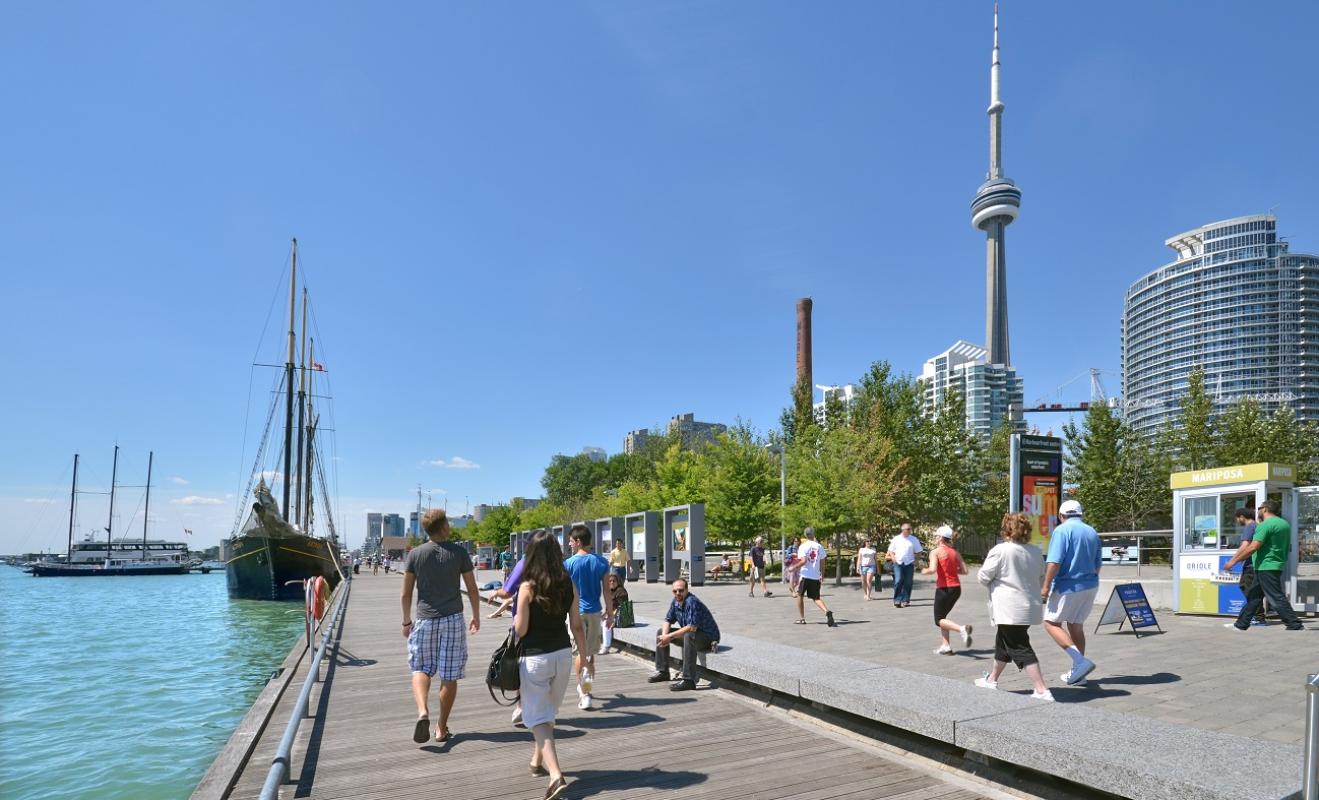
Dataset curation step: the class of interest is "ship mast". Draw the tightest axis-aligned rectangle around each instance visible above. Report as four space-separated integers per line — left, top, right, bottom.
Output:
294 288 308 527
66 453 79 564
105 445 119 565
142 451 153 559
282 239 297 521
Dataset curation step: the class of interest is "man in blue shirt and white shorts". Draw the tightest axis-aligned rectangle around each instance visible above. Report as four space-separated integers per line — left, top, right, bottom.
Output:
564 524 612 710
1041 499 1101 686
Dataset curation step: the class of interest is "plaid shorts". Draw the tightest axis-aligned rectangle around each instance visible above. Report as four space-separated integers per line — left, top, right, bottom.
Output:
408 613 467 680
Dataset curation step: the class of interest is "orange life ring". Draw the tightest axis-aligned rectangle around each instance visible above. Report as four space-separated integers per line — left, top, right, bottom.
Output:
308 576 328 620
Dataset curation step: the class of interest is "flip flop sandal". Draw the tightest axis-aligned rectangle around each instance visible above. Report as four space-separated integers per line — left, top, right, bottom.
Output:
435 730 453 743
530 764 549 777
793 619 806 624
412 717 430 744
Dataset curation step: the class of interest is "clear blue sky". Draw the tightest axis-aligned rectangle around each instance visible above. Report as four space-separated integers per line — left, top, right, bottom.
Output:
4 1 1318 554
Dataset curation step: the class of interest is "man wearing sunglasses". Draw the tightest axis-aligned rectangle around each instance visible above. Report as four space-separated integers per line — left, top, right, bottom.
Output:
647 578 721 691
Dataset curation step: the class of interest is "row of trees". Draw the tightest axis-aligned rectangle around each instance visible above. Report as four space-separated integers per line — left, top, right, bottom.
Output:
459 364 1319 557
1063 366 1319 532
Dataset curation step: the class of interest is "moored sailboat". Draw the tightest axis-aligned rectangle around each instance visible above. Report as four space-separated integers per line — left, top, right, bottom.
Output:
225 239 344 601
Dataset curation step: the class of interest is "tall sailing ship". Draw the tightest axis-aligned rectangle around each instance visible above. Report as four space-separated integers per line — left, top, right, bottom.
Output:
226 239 344 601
31 448 191 577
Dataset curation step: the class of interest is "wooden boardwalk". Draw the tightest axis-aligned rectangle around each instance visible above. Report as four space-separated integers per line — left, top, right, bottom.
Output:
222 573 1003 800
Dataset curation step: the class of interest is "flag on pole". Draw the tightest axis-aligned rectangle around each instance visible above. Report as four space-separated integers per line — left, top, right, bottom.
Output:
312 361 325 371
183 528 193 536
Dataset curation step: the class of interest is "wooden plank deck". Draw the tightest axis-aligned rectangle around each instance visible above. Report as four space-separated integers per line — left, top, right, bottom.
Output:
223 573 1002 800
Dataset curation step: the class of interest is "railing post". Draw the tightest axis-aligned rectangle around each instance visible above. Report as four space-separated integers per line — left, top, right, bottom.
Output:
1304 673 1318 800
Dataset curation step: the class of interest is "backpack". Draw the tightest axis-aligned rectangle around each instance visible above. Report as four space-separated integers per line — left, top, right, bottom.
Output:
485 627 521 706
616 599 635 628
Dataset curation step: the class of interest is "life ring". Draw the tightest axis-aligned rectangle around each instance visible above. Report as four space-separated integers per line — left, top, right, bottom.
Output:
308 576 328 620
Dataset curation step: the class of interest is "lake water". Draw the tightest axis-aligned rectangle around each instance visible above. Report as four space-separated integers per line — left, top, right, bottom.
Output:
0 565 305 800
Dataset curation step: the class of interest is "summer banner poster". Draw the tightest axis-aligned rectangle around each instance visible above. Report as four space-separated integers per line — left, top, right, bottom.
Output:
1021 475 1059 547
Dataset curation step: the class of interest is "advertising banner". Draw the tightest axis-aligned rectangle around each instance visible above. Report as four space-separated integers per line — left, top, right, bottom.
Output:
1011 434 1063 547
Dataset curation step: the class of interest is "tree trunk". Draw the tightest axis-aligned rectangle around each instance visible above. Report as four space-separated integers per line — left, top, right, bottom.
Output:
835 535 843 586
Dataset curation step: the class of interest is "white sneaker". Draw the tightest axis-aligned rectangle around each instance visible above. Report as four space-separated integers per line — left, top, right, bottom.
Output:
1223 622 1249 631
974 675 999 690
1031 690 1055 702
580 670 593 695
577 693 592 710
934 645 953 655
511 706 524 728
961 624 973 648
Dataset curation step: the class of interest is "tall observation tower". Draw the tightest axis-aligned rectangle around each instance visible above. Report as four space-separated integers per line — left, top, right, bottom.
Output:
969 4 1020 367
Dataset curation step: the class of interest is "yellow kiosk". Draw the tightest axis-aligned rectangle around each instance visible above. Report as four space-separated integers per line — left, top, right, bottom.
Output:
1170 462 1309 615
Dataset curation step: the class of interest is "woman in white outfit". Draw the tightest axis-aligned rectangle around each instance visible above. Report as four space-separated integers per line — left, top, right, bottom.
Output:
515 531 587 799
975 513 1053 701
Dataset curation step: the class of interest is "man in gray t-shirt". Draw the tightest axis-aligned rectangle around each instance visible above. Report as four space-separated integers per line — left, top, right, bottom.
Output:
402 509 479 744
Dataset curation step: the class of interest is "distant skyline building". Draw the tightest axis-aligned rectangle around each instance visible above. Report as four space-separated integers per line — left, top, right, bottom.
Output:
1121 213 1319 437
813 384 858 424
473 503 497 522
921 340 1025 441
970 5 1020 368
667 412 727 448
624 429 649 455
366 512 404 556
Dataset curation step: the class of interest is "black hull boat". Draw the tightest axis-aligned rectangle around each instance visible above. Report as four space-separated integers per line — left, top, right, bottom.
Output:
226 240 344 601
226 483 342 601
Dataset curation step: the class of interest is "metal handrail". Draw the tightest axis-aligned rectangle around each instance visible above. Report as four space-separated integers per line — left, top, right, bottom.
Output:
1305 673 1318 800
1097 530 1173 580
258 578 351 800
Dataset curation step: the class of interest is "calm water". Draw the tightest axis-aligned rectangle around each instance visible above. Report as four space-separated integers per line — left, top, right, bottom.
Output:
0 565 306 800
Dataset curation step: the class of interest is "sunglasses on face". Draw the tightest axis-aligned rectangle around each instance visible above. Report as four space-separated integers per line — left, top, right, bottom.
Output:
672 589 687 595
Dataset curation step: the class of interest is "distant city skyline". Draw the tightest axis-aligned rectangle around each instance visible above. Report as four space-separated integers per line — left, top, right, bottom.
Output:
4 3 1318 553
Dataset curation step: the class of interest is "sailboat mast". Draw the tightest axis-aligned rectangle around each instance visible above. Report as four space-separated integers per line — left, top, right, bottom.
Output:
282 239 297 521
303 343 315 529
67 453 79 563
106 445 119 563
304 415 316 534
294 288 308 527
142 451 153 559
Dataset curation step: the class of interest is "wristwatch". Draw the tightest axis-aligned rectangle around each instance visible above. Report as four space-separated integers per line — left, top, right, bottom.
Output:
402 620 412 626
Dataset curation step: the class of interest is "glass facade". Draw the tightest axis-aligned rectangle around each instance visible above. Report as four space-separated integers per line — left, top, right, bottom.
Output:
1122 214 1319 438
921 340 1025 441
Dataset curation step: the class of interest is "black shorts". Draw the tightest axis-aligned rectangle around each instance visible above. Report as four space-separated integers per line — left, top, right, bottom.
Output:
799 577 821 600
994 624 1038 668
933 586 961 624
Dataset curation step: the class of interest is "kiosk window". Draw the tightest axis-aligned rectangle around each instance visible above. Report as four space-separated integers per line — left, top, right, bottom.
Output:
1183 496 1219 550
1219 493 1255 549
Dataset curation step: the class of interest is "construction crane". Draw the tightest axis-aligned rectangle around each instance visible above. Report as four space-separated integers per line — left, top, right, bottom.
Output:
1022 369 1120 414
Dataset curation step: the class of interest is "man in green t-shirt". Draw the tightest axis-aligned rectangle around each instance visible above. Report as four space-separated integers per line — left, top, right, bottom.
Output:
1223 500 1304 631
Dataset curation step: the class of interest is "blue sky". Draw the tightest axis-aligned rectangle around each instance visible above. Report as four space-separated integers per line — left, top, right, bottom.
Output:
3 1 1318 554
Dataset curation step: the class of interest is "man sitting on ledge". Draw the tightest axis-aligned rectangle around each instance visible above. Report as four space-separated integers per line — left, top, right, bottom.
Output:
648 578 721 691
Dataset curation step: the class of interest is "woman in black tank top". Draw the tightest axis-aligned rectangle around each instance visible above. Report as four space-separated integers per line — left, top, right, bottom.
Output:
514 532 584 800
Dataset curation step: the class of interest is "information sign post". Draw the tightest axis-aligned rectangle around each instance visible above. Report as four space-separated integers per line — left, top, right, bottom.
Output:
1010 434 1063 548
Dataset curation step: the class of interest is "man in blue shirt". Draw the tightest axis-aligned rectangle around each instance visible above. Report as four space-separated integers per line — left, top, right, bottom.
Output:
1042 499 1102 686
648 578 721 691
564 525 611 710
1226 507 1268 626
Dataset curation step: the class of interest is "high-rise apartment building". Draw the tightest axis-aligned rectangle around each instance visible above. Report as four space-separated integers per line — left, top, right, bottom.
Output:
366 512 405 556
1122 214 1319 437
813 384 858 424
623 429 649 455
921 341 1025 440
667 413 727 449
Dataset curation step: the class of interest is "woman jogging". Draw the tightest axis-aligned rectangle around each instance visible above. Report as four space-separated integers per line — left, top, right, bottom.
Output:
515 531 588 799
921 525 971 654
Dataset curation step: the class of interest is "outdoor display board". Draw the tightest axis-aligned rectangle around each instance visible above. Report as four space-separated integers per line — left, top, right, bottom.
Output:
1010 434 1063 547
1095 582 1162 636
1178 553 1250 614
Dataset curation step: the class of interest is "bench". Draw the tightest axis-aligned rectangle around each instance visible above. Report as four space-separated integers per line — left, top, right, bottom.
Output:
706 563 743 581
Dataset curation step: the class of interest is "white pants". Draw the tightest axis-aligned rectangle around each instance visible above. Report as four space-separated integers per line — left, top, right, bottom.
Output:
518 648 572 729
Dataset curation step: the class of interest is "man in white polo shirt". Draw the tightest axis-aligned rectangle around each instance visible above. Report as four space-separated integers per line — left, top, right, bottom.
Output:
1042 499 1102 685
793 527 835 627
886 523 923 608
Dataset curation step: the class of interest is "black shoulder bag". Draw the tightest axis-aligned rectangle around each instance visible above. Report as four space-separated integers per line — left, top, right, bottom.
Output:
486 627 522 706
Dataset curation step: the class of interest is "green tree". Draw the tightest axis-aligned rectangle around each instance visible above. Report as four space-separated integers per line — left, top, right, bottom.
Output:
1171 366 1214 469
540 452 611 506
967 420 1015 548
1062 402 1124 531
1214 398 1269 467
910 388 981 530
1260 406 1319 484
1111 429 1173 531
704 423 779 555
652 442 710 508
477 504 521 549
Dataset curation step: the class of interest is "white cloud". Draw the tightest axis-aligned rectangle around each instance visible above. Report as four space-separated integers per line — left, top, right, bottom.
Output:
172 495 224 506
23 498 56 504
427 456 480 470
254 470 284 482
170 476 190 485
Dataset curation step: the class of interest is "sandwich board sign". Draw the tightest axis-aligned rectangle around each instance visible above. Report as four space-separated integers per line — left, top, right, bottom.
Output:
1095 582 1162 637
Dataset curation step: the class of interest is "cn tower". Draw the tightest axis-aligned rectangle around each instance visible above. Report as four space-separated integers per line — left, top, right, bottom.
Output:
969 4 1020 367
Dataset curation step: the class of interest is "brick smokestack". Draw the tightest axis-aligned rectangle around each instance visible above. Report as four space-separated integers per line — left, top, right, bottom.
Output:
795 297 813 392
